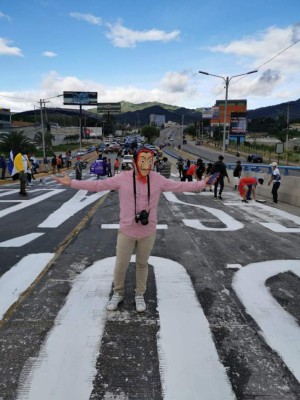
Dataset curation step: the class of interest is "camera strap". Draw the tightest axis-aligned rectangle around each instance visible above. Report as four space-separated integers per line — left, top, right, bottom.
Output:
133 170 150 216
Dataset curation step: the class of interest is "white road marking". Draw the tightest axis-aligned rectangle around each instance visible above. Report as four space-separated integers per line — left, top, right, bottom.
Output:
17 257 115 400
101 224 168 230
0 253 55 320
164 192 244 231
0 189 64 219
226 264 242 269
259 223 300 233
233 260 300 383
16 255 234 400
225 201 300 233
0 189 20 197
38 190 109 228
152 256 235 400
0 233 44 247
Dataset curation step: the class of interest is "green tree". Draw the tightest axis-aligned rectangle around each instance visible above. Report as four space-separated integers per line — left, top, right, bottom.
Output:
140 125 159 144
0 131 35 153
184 124 196 139
34 131 55 150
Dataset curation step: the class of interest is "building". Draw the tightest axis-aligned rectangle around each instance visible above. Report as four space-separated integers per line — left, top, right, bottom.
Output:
150 114 165 127
211 99 247 144
0 107 11 132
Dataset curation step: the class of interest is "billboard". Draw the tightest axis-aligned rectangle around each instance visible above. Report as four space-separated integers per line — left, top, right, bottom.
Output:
202 108 212 119
97 102 121 114
230 112 247 135
212 106 219 119
201 107 219 119
63 91 98 105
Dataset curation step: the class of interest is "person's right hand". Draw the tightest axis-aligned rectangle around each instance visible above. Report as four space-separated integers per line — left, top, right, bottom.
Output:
53 173 72 186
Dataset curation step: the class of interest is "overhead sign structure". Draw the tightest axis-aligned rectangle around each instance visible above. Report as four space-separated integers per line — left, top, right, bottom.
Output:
97 102 121 114
63 92 98 106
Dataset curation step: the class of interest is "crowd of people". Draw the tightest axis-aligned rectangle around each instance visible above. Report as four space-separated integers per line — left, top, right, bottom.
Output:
0 144 282 206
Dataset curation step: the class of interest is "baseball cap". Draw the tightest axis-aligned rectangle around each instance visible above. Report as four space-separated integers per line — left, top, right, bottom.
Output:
270 162 277 167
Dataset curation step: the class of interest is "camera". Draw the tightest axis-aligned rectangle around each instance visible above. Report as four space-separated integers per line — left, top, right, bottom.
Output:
135 210 149 225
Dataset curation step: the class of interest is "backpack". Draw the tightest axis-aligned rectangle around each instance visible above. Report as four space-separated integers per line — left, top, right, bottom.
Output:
52 156 57 165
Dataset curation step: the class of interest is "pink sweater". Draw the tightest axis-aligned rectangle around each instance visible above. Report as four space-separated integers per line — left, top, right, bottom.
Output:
71 170 206 239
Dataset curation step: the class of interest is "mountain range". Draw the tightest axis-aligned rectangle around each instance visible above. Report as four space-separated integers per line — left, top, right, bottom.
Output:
12 98 300 127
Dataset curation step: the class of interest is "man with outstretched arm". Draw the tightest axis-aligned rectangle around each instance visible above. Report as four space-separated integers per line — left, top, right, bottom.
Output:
54 147 217 313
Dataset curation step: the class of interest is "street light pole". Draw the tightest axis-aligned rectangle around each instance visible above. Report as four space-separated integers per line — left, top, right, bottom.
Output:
199 69 258 154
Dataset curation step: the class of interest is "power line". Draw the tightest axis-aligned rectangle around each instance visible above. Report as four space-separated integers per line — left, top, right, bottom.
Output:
255 38 300 70
199 38 300 107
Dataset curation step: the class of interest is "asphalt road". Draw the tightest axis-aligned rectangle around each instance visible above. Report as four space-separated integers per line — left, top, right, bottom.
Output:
0 169 300 400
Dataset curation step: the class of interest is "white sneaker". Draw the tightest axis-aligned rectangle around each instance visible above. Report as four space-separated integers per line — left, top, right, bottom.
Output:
106 293 123 311
135 295 146 312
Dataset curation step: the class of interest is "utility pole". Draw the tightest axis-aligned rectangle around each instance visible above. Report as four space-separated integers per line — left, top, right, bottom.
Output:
39 99 47 160
286 102 290 165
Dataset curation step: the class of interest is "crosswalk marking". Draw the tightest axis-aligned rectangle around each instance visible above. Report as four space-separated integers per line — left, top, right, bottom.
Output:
16 256 235 400
0 253 55 320
0 233 44 247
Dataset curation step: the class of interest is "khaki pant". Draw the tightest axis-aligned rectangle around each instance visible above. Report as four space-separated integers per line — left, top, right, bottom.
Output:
113 231 156 296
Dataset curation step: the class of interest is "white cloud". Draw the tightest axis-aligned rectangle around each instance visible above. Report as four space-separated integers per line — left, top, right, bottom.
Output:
70 12 102 26
1 70 200 112
0 11 11 21
106 21 180 48
42 51 58 58
0 37 23 56
160 71 189 93
210 24 300 74
199 24 300 107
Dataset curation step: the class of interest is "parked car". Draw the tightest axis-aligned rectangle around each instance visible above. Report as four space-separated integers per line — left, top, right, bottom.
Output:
247 154 263 163
76 150 86 156
121 154 134 170
87 145 96 152
144 144 157 156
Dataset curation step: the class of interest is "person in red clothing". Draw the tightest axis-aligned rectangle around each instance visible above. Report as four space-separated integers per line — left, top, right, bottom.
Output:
186 162 196 181
239 176 264 203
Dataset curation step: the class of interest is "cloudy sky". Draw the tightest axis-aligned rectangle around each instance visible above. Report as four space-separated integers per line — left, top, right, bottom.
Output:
1 0 300 112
